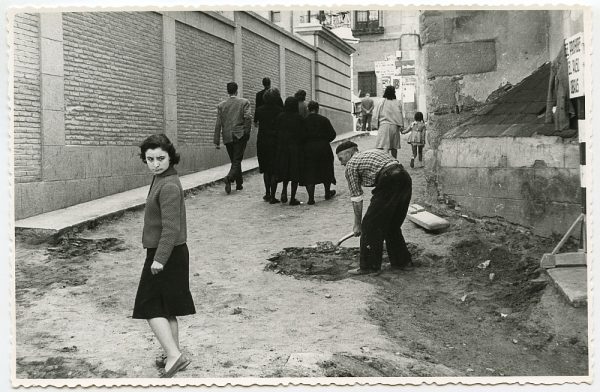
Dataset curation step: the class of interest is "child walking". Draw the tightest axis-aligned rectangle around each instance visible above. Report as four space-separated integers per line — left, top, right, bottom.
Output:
404 111 427 168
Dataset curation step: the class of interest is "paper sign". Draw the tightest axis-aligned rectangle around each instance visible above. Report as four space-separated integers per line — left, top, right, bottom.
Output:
565 32 584 98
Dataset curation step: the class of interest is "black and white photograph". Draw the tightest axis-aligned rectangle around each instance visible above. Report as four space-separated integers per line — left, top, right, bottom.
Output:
3 0 598 390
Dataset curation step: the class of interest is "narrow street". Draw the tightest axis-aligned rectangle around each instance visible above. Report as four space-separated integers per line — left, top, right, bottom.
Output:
15 134 587 379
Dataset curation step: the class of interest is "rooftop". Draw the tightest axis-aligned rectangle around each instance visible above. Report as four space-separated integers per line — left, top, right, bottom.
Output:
444 62 577 139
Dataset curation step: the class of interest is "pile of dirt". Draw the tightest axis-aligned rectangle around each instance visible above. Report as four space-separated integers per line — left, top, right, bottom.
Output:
265 242 423 281
15 237 127 306
16 356 126 379
447 236 547 311
319 353 411 377
264 242 360 281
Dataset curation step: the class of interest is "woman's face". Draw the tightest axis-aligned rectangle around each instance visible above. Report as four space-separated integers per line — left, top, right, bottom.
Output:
145 147 170 175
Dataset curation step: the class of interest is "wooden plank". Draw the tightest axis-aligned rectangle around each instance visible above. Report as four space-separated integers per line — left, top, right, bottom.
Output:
541 252 586 268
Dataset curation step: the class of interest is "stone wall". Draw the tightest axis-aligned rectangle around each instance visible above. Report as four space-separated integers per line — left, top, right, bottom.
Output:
423 9 585 236
12 11 354 219
437 136 581 236
421 10 550 114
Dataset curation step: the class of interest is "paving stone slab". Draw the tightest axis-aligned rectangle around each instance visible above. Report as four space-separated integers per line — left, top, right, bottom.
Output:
546 267 587 307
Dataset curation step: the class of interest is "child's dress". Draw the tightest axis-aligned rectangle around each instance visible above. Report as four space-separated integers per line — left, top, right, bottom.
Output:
407 122 426 146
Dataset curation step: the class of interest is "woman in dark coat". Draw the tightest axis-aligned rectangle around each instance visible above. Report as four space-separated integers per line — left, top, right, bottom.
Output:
254 88 283 203
134 134 195 378
274 96 306 206
303 100 337 205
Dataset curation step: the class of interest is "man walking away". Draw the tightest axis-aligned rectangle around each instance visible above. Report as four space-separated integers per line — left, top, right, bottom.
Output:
361 93 374 132
335 141 413 275
214 82 252 194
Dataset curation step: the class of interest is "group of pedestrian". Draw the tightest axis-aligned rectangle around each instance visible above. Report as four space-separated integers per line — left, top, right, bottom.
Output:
218 77 337 206
132 80 420 378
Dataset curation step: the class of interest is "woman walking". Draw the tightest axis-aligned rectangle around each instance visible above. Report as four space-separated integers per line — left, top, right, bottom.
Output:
295 89 309 118
303 100 337 205
373 85 405 158
275 96 306 205
133 134 196 378
254 88 284 203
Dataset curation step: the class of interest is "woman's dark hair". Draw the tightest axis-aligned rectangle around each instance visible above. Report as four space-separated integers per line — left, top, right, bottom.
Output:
307 100 319 112
383 85 396 100
414 111 424 122
284 97 299 113
139 134 180 165
263 87 281 106
294 89 307 102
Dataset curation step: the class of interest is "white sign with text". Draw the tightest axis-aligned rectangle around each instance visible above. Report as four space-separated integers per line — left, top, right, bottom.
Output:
565 32 584 98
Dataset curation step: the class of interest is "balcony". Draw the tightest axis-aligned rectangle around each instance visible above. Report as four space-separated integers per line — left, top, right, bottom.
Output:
352 24 384 36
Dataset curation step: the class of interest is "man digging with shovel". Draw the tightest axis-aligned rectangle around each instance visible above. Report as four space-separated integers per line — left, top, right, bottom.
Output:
336 141 414 275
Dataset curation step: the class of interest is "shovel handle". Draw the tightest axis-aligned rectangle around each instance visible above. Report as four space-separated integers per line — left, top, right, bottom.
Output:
336 232 355 247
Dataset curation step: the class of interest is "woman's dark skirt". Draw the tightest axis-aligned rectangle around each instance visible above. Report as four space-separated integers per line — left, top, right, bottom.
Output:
132 243 196 319
257 132 277 174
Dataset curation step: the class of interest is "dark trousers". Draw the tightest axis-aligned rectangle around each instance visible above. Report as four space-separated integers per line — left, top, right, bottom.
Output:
361 113 372 132
225 135 248 186
360 165 412 270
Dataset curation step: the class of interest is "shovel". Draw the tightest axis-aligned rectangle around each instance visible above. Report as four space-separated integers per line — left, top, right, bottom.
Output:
336 232 356 247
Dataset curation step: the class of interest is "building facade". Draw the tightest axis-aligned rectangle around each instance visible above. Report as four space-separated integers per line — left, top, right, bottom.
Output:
12 10 354 219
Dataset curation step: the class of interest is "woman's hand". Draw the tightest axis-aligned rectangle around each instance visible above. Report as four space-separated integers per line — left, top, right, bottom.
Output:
150 261 164 275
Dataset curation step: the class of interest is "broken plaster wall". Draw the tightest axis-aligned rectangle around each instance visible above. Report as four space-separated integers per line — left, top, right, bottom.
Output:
437 135 581 236
421 10 550 114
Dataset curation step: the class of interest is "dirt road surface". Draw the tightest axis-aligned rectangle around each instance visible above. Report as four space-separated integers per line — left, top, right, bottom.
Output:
15 135 588 380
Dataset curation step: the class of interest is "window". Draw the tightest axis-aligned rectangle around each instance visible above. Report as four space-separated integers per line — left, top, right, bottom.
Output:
270 11 281 23
353 10 384 35
299 10 325 24
358 71 377 97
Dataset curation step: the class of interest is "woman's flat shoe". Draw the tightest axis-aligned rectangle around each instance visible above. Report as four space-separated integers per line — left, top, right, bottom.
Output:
155 354 167 368
325 190 336 200
161 354 191 378
269 197 280 204
289 199 301 206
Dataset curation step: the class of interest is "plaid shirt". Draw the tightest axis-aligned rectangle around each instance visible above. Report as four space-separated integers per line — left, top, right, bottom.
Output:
344 149 397 202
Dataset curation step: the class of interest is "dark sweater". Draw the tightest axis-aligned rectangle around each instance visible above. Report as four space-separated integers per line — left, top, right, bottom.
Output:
142 166 187 264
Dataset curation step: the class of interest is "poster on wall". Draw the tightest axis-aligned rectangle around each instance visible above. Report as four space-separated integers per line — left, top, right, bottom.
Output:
401 76 416 103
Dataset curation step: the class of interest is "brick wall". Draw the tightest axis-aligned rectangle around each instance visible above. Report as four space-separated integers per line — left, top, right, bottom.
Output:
285 49 312 100
176 21 234 146
62 12 164 146
13 13 41 183
241 28 280 105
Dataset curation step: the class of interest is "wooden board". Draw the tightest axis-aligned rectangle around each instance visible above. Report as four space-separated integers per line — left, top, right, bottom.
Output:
540 252 586 269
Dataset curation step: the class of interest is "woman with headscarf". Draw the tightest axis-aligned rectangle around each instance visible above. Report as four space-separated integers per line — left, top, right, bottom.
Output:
303 100 337 205
254 87 284 203
295 89 309 119
372 85 405 158
274 96 306 205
